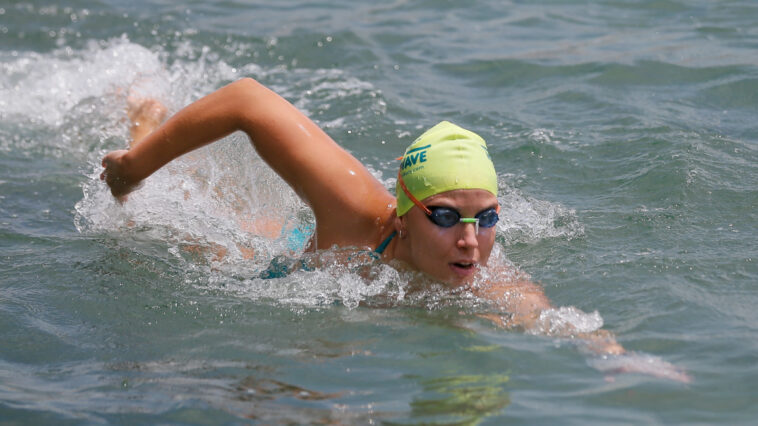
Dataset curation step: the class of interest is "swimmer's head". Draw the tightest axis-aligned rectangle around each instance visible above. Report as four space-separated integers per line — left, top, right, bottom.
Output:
396 121 498 216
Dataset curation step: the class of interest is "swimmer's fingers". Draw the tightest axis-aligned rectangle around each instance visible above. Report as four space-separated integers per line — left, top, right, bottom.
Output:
101 149 141 201
588 351 692 383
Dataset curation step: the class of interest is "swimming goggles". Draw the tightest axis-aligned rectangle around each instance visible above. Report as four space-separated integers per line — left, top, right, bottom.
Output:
426 206 499 234
398 170 499 233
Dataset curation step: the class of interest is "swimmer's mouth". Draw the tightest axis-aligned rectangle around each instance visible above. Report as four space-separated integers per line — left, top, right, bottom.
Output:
450 261 478 276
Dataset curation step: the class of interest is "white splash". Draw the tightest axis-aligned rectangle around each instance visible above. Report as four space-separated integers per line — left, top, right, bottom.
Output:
0 36 166 127
496 176 585 244
529 306 604 336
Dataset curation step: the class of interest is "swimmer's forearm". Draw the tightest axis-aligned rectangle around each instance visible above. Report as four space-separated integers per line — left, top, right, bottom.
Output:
109 77 391 244
575 330 625 355
123 80 257 181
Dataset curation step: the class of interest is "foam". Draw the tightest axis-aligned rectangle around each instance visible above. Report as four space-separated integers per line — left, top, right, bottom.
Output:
0 37 165 127
529 306 604 336
496 175 585 244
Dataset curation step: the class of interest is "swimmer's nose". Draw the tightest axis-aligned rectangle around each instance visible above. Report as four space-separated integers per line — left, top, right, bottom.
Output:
456 221 479 249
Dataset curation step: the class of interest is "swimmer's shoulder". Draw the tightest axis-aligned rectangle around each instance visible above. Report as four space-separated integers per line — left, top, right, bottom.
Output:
475 264 551 310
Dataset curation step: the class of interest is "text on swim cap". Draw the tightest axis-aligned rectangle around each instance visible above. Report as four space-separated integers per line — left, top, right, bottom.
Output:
401 144 430 170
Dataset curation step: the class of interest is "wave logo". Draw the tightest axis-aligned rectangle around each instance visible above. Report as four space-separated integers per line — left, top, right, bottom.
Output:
400 144 431 170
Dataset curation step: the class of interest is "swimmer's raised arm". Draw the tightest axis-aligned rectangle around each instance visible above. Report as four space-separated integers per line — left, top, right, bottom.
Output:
102 78 395 248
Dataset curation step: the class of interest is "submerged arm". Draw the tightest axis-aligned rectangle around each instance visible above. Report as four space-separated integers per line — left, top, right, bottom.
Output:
475 277 624 355
475 270 690 382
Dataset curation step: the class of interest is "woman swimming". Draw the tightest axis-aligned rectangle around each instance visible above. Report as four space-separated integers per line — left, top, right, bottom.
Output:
101 78 690 381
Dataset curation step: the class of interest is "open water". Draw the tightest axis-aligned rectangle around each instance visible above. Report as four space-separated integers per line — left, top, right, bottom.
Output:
1 0 757 424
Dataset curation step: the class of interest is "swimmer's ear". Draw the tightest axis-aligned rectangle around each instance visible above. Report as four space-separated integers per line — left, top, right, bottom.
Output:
394 215 407 238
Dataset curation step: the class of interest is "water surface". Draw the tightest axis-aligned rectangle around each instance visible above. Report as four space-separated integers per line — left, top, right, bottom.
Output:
1 0 757 424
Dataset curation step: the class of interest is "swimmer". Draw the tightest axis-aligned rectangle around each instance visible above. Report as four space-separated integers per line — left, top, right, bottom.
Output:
101 78 690 382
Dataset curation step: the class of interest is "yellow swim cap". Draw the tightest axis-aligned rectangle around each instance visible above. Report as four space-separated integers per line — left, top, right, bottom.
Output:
396 121 498 216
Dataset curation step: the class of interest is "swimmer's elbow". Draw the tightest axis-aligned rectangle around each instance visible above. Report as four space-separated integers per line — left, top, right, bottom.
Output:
230 78 292 129
221 79 270 133
233 77 263 92
229 78 265 107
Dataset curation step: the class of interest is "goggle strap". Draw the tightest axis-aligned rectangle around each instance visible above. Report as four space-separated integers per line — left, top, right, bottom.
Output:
397 171 432 216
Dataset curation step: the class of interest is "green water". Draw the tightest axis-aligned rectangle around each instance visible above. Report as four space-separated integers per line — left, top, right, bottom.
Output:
1 0 757 424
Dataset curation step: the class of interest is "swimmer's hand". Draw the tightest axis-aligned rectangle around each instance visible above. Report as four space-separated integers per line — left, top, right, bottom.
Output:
589 351 692 383
100 149 142 201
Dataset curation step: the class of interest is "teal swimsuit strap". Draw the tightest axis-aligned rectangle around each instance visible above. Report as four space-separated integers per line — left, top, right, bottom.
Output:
374 231 397 254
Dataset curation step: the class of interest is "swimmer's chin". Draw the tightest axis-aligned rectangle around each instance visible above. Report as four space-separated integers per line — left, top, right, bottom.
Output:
383 258 483 290
428 263 484 288
449 261 478 279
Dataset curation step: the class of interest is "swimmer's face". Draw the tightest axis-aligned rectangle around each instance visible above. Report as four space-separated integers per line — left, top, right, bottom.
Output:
400 189 498 286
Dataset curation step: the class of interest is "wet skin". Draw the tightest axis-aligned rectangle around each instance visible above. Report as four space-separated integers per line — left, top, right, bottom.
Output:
397 189 498 287
99 81 692 378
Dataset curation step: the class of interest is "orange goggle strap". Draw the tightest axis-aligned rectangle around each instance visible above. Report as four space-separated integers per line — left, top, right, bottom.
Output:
397 170 432 216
